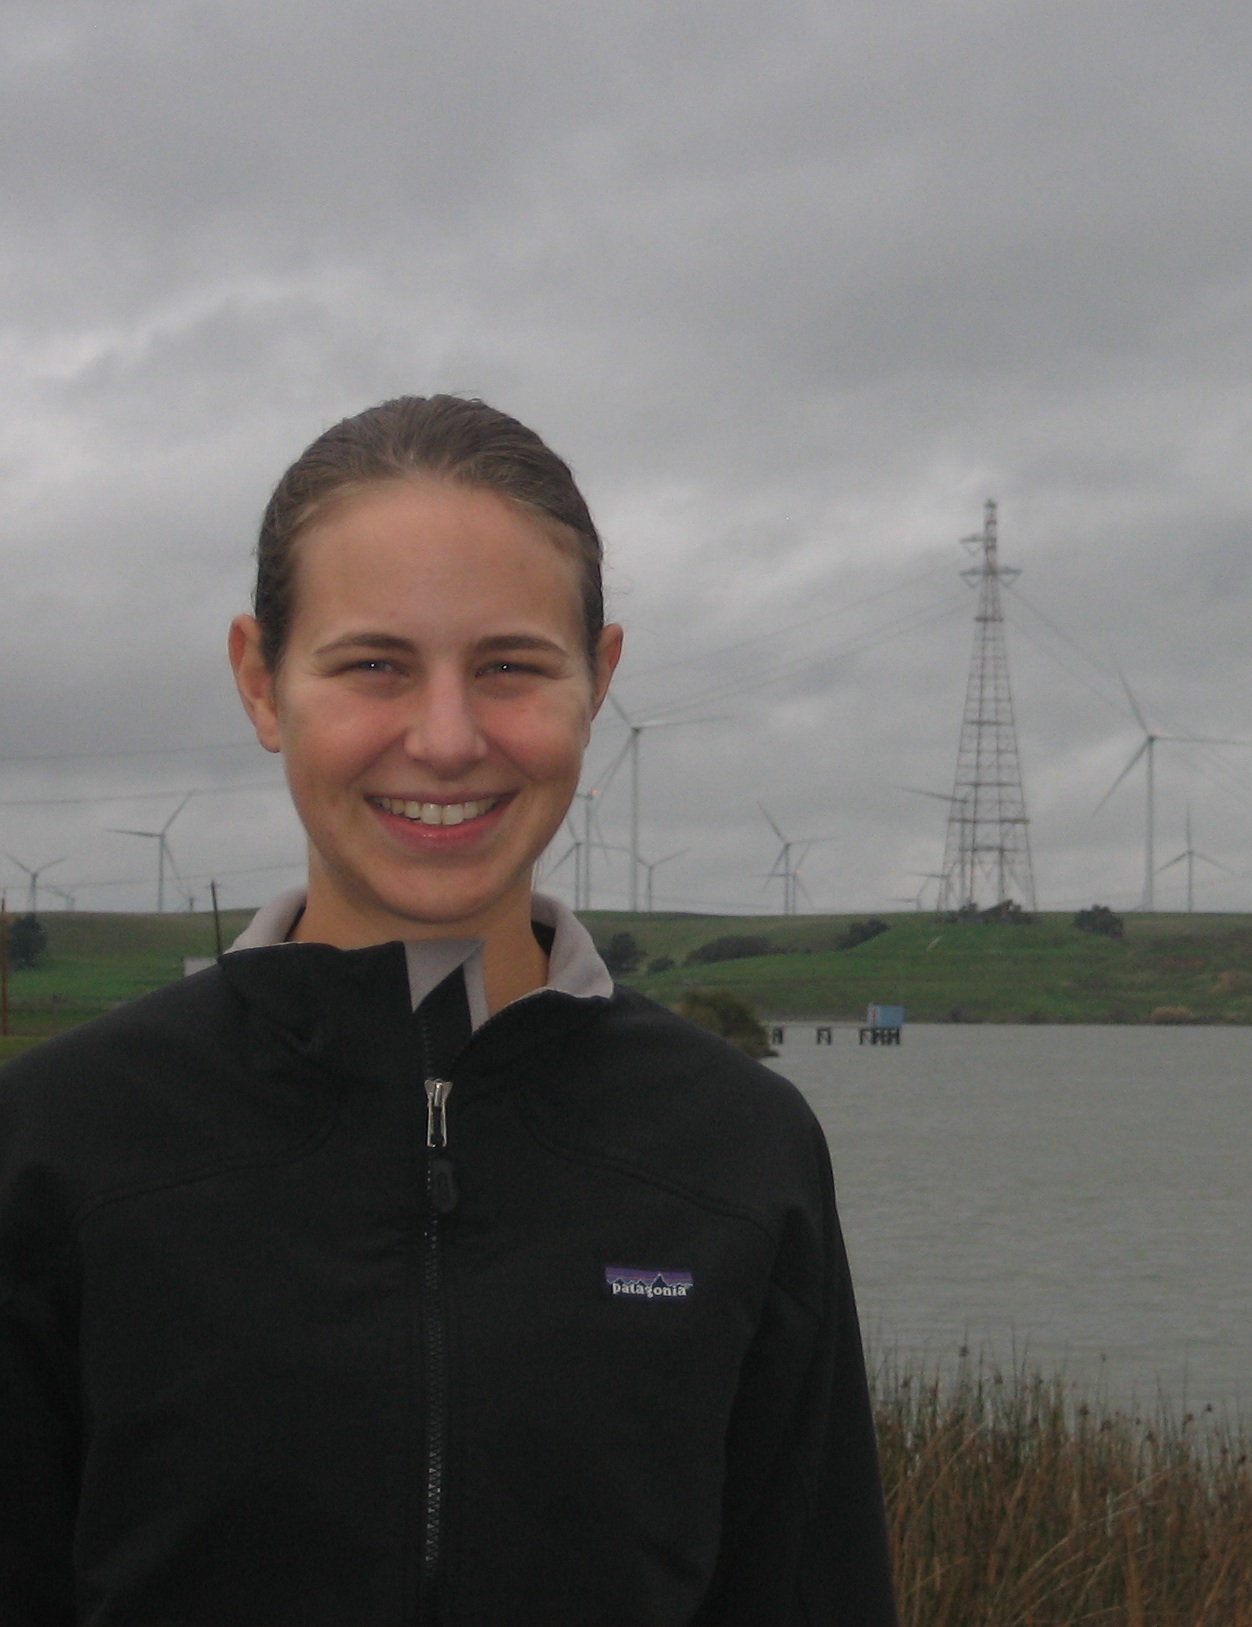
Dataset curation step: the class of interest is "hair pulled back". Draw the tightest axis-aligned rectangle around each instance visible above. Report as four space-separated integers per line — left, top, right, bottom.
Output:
254 395 605 669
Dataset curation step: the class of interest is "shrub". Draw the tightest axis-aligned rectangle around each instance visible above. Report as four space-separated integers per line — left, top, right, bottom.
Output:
839 918 891 949
1074 903 1125 939
675 989 775 1058
683 934 774 967
599 931 643 976
981 898 1035 925
646 955 675 974
5 913 47 970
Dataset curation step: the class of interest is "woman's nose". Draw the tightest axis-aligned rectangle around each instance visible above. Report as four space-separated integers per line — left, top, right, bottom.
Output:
401 674 488 773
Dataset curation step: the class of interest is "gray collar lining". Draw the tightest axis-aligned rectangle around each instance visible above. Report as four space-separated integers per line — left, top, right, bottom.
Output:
228 887 613 1027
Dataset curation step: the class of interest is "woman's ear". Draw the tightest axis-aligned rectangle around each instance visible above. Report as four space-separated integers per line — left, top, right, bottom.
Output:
229 615 282 754
590 623 624 719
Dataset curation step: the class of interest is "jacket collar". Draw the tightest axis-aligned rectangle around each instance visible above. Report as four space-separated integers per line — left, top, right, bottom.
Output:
229 888 612 1024
219 889 613 1084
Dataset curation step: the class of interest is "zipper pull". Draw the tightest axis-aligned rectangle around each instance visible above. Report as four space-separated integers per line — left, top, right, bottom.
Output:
425 1077 453 1151
424 1078 458 1215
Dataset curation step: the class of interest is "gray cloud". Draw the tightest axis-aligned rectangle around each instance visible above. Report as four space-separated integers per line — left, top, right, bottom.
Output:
2 0 1250 916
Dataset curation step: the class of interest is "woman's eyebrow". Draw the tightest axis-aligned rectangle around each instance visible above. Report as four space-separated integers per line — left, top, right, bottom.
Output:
473 633 569 656
313 632 415 658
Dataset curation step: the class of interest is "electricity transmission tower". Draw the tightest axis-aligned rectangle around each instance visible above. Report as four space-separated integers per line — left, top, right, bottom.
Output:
938 501 1037 913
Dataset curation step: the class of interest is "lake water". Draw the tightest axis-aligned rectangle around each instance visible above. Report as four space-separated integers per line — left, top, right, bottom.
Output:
768 1024 1251 1418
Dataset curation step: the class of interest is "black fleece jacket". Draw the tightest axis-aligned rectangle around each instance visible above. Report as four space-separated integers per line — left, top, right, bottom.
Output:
0 942 896 1626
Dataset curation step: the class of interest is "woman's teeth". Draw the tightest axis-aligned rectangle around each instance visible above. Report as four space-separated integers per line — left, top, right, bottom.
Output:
374 796 501 827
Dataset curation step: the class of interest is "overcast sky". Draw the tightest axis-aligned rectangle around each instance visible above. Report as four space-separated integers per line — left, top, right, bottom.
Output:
2 0 1250 920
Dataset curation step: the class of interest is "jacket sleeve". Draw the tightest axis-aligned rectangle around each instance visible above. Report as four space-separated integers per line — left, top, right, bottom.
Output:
692 1116 897 1627
0 1090 81 1627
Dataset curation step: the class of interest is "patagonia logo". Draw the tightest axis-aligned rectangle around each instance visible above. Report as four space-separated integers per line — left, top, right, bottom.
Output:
605 1265 694 1300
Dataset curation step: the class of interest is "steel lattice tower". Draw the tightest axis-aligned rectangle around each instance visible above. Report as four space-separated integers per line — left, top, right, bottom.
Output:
938 501 1037 913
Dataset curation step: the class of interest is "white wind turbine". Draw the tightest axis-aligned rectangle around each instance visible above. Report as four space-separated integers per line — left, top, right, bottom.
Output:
606 697 725 913
1156 806 1237 913
4 853 66 915
639 849 688 914
759 805 836 917
1095 678 1247 912
109 794 193 914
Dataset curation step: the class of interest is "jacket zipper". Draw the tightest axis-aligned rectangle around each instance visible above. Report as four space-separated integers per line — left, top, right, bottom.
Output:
418 1015 458 1607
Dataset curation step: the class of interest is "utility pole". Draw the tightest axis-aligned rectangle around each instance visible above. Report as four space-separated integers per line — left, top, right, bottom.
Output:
938 501 1036 913
1 894 9 1038
210 880 224 956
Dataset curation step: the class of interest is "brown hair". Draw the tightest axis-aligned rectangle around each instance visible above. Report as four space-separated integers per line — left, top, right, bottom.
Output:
254 394 605 669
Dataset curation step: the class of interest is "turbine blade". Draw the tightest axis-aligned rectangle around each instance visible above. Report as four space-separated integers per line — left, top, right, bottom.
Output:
162 792 194 835
758 803 786 842
1117 668 1150 733
1194 851 1239 875
1093 740 1149 814
897 785 961 804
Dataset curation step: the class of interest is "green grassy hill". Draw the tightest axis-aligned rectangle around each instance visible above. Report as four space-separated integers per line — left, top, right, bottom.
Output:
0 909 255 1060
583 909 1252 1025
3 908 1251 1065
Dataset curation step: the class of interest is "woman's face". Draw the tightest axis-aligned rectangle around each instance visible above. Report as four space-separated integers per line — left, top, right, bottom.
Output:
230 478 621 947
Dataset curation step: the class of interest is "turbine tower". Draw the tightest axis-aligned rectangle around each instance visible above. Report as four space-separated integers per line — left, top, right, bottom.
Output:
938 501 1037 913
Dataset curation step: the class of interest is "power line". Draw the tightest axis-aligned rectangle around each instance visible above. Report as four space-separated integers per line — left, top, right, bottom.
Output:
0 781 284 809
616 560 954 688
0 741 257 765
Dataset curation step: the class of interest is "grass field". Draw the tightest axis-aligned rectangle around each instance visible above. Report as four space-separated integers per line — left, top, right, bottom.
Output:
587 908 1252 1023
0 909 255 1048
3 907 1252 1054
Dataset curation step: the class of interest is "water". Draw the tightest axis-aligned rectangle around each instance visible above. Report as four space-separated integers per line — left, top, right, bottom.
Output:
769 1024 1252 1417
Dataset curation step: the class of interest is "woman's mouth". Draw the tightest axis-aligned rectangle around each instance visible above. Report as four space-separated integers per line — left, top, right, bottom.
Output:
369 794 505 827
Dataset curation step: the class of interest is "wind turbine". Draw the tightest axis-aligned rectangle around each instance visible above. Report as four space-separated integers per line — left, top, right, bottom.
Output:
607 697 725 912
109 793 192 913
1156 807 1236 913
1095 678 1247 912
759 806 836 917
897 785 973 911
4 853 66 915
640 849 688 913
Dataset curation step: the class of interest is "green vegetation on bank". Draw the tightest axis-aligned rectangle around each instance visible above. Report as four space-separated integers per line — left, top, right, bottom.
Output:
0 909 254 1050
3 908 1252 1057
583 909 1252 1023
874 1353 1252 1626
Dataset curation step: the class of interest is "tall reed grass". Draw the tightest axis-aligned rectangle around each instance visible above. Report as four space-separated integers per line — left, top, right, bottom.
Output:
873 1355 1252 1626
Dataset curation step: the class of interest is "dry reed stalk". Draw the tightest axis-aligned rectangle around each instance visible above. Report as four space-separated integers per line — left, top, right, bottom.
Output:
871 1353 1252 1627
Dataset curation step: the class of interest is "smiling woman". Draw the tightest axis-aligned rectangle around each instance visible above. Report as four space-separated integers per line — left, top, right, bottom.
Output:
0 396 896 1627
229 476 620 1007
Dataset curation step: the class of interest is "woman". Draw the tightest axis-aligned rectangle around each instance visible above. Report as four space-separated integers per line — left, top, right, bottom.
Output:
0 397 896 1626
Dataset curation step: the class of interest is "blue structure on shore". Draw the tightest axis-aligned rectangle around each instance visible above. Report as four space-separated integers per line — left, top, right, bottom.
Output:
859 1004 904 1045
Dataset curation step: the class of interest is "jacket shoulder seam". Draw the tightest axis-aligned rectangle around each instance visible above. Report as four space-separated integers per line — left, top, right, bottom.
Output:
66 1095 344 1232
511 1107 783 1244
